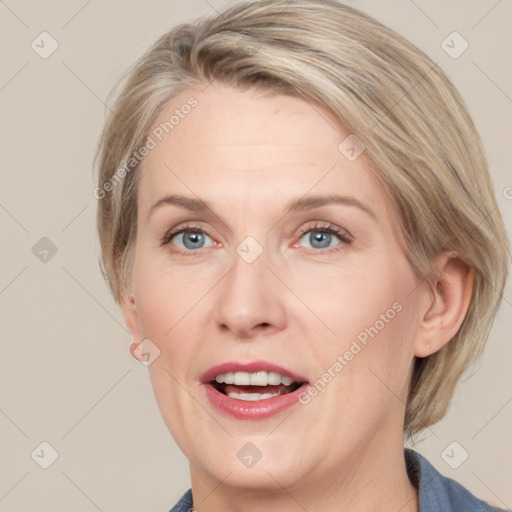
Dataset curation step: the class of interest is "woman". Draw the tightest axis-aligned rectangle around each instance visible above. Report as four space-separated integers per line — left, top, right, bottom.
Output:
94 1 509 510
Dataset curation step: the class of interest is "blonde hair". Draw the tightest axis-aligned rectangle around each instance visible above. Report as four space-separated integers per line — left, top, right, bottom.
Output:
95 0 509 436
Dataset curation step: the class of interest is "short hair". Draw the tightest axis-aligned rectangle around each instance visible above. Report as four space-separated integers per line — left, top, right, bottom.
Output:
94 0 509 437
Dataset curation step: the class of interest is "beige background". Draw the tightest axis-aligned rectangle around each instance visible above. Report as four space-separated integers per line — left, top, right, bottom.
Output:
0 0 511 511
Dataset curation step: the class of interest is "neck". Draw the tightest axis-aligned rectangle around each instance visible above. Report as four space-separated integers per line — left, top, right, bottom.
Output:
189 433 418 512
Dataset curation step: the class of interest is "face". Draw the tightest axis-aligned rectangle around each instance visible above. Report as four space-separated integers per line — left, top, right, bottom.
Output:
124 83 425 494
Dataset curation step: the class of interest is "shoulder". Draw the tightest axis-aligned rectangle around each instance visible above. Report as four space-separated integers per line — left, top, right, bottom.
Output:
405 449 508 512
168 488 193 512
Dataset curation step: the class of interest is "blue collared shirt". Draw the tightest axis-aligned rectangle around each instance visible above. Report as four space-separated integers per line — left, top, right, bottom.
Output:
168 449 508 511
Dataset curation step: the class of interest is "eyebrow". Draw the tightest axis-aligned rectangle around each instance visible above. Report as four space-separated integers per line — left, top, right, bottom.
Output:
284 194 376 219
149 195 209 216
148 193 377 220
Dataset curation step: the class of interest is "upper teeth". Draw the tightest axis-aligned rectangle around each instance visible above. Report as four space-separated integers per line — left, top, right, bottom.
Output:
215 371 294 386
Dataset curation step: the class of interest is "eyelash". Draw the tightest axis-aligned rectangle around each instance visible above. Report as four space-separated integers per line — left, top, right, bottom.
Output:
160 224 208 255
160 222 353 255
295 222 353 252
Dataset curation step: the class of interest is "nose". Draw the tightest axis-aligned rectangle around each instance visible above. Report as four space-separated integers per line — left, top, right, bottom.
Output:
213 249 287 339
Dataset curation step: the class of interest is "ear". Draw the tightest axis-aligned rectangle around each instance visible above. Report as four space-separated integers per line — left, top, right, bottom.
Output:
414 252 474 358
120 290 143 361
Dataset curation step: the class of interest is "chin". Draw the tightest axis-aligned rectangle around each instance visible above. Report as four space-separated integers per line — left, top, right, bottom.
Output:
187 436 309 490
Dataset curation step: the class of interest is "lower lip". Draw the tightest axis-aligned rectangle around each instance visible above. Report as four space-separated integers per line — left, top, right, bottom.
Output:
202 383 307 420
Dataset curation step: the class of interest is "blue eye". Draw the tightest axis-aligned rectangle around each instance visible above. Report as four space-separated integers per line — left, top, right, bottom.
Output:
169 230 214 250
297 225 351 250
305 231 334 249
162 223 350 255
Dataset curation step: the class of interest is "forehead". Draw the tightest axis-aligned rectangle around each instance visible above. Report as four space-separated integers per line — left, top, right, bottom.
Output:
137 83 393 221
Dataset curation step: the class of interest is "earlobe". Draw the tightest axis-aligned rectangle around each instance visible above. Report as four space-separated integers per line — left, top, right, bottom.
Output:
129 339 140 360
414 253 474 358
121 293 145 362
120 290 142 340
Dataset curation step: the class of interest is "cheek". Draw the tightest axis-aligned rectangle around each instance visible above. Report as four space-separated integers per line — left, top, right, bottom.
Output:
293 255 418 385
132 258 209 447
132 248 213 338
131 250 221 402
291 255 411 334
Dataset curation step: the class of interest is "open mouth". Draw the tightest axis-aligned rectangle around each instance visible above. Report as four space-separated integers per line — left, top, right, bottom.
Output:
211 371 306 401
201 363 310 419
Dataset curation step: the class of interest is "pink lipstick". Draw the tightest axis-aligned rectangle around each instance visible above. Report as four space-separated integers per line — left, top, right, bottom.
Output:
200 361 309 420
